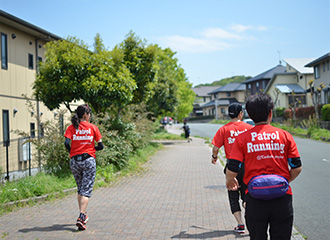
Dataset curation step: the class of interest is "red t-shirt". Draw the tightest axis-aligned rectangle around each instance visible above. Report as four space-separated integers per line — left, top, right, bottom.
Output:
212 121 253 159
229 124 300 195
64 121 102 158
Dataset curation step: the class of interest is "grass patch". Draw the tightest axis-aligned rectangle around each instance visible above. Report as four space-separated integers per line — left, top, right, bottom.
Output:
209 119 230 124
272 122 330 142
152 128 186 140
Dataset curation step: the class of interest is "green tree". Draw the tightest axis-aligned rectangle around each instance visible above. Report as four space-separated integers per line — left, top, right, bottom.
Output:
34 37 91 112
35 35 136 114
119 31 158 104
175 68 195 121
146 47 178 116
83 35 136 113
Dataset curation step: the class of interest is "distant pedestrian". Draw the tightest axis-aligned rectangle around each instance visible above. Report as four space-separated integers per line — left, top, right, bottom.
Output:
182 122 192 142
226 93 302 240
64 104 104 230
211 103 253 234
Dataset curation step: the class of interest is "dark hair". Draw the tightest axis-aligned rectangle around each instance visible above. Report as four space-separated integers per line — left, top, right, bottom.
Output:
246 93 274 123
71 104 92 129
228 103 242 118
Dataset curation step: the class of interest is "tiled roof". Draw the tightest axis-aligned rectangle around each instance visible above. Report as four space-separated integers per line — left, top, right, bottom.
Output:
244 65 286 83
305 52 330 67
192 86 219 96
283 58 315 74
201 98 238 108
208 83 246 94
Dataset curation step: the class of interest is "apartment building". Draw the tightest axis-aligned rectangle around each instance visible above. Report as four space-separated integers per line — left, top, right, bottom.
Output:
0 10 63 180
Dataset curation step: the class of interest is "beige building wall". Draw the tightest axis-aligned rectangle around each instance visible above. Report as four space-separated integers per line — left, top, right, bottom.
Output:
267 74 314 109
0 17 75 178
314 60 330 104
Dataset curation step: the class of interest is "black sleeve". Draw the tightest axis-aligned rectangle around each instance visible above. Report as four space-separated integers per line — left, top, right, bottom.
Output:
64 138 71 152
95 141 104 151
227 159 241 173
288 157 302 168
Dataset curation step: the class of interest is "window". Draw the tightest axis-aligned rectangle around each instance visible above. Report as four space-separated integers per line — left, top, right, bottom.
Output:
28 53 33 69
315 65 320 79
214 93 217 99
256 82 260 92
327 60 329 71
262 81 266 90
221 108 225 113
30 123 35 138
248 84 251 89
18 137 31 162
3 110 10 146
227 92 231 97
1 33 8 69
323 62 326 72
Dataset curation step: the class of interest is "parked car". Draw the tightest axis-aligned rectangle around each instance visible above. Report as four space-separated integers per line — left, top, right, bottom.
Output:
243 118 255 126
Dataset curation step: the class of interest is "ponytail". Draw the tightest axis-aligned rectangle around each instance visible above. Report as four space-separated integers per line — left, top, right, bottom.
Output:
71 114 80 130
71 104 92 129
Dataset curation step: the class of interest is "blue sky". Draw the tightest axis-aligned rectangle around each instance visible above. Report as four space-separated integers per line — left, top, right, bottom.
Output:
1 0 329 86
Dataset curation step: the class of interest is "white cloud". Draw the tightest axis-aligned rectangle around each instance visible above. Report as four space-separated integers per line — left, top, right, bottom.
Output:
160 35 231 53
231 24 268 33
158 24 268 53
201 28 242 40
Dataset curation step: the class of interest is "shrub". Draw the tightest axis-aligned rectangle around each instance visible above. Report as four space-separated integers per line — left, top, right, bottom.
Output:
93 103 155 170
275 107 285 117
321 104 330 121
284 109 292 120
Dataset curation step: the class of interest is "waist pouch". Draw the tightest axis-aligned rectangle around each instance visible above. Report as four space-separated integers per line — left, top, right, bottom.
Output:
72 153 92 161
248 174 289 200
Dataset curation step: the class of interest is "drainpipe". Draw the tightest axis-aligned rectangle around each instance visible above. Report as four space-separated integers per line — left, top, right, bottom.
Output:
35 39 41 170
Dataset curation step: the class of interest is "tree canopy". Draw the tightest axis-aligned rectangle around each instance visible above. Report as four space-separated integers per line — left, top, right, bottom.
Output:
35 32 195 120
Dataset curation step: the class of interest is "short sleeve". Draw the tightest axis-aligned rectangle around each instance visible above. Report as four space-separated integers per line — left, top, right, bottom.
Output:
212 127 225 148
227 134 244 162
94 125 102 142
285 132 300 159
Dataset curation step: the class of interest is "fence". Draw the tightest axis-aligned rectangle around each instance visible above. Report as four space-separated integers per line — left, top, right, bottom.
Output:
0 137 39 182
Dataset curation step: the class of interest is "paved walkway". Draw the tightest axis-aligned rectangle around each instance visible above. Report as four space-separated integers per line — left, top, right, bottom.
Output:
0 125 304 239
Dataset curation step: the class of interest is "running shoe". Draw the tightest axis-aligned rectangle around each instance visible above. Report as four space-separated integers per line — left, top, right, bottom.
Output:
76 213 87 230
234 224 245 234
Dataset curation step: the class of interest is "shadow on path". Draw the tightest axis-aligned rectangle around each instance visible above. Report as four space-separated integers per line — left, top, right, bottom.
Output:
18 224 80 233
171 225 247 239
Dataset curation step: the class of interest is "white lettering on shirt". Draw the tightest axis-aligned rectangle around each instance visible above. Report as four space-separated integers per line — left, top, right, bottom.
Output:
247 131 285 154
73 128 94 142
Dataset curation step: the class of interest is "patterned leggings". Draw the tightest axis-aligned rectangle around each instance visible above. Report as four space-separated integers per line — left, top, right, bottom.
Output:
70 157 96 198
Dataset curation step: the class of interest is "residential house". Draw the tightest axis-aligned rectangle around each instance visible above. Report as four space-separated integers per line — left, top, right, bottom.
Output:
0 10 71 180
201 82 246 119
191 86 219 117
243 65 286 95
305 52 330 104
264 58 315 109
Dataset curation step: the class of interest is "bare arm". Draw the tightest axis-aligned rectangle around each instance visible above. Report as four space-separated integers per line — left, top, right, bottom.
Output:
211 146 219 164
226 169 239 191
289 166 302 183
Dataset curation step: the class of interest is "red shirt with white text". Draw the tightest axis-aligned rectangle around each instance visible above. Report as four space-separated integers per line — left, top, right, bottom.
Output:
64 121 102 158
229 124 300 195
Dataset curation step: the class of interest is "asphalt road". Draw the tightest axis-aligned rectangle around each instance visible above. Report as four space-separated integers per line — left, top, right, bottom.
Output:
184 123 330 240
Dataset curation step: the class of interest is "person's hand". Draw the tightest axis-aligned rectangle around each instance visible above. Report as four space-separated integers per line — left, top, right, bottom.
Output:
226 178 239 191
211 157 217 164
